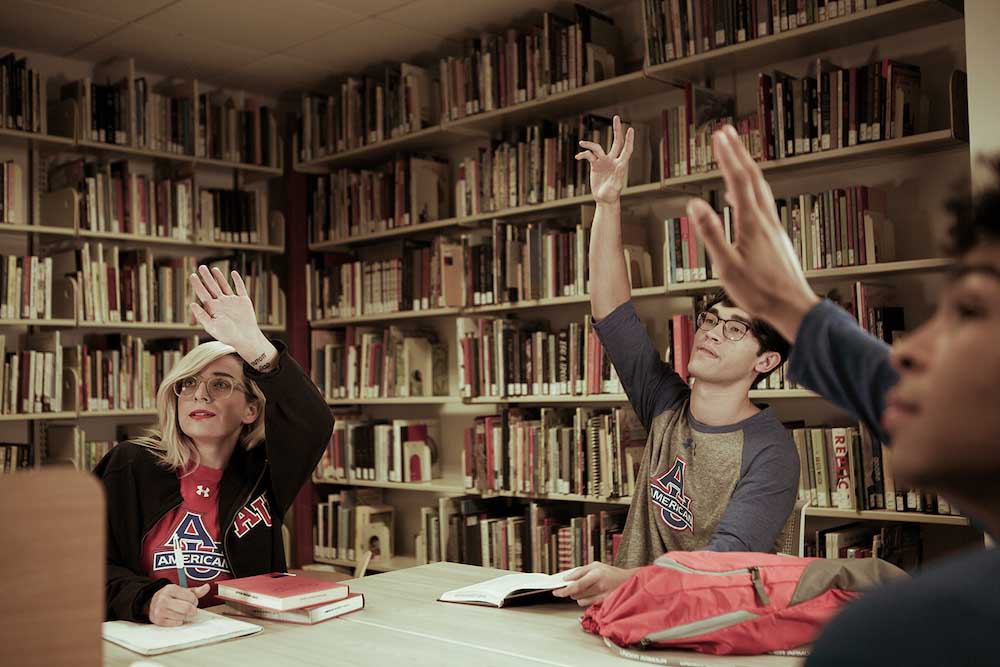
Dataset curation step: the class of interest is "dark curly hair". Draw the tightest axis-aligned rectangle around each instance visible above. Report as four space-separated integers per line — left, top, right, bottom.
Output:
701 291 790 388
946 157 1000 256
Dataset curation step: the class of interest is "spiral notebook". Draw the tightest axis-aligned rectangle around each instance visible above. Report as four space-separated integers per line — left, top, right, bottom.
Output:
102 609 263 656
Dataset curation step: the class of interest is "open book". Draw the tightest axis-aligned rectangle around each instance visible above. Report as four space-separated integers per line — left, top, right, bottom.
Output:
438 569 578 608
102 609 262 656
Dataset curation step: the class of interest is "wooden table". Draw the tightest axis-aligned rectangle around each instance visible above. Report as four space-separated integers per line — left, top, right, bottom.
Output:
103 563 804 667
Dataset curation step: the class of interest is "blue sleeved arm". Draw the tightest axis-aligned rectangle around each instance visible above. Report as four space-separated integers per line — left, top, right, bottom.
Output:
788 300 899 442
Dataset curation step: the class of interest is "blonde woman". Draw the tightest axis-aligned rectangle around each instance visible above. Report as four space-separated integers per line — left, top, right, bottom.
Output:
96 266 334 626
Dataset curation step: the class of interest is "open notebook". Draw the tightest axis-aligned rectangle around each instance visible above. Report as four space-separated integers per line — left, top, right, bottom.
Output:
102 609 263 656
438 569 578 608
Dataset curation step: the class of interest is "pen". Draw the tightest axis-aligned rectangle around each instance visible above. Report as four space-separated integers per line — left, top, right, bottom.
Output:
173 537 187 587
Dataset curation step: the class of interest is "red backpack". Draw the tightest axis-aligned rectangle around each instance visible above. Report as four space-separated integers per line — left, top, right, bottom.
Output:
581 551 906 658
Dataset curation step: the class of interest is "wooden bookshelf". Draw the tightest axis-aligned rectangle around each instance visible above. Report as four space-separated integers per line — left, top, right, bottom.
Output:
77 320 285 333
0 411 77 422
313 477 468 494
293 0 974 570
309 217 461 252
465 389 820 405
326 396 455 406
314 554 419 572
662 130 966 192
77 409 158 419
483 490 633 506
310 286 675 326
645 0 963 84
76 230 284 254
75 139 281 175
667 258 955 295
310 306 460 328
0 223 77 238
0 127 74 147
0 318 76 328
440 70 668 138
804 507 970 526
459 181 663 226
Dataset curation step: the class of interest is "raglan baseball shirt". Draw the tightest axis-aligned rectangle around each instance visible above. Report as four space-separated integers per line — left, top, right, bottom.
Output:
593 300 799 567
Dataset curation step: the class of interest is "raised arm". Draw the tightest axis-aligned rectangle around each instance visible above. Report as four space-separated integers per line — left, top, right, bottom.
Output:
189 266 334 512
686 126 897 440
578 118 688 428
577 114 634 320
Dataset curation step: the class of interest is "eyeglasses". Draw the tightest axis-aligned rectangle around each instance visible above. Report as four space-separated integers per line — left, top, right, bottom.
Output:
696 311 752 342
173 375 249 401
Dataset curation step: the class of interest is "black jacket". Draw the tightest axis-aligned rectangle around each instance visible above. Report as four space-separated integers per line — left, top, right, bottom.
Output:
95 341 334 622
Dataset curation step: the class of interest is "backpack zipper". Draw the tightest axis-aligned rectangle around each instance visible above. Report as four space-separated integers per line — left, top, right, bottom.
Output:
654 556 770 606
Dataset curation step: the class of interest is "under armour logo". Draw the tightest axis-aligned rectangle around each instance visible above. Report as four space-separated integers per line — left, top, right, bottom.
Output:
196 485 210 498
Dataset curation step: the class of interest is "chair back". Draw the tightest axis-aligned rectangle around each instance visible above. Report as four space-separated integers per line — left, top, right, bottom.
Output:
0 469 105 667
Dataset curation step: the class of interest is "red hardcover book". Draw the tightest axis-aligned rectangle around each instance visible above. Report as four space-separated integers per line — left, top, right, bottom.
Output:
225 592 364 625
216 573 350 611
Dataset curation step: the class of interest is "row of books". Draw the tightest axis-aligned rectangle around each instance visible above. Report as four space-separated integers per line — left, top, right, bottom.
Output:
463 405 647 500
45 424 116 472
196 90 279 167
642 0 887 66
1 161 25 226
313 489 395 562
791 423 960 516
454 115 616 217
49 158 195 239
442 497 627 574
309 327 447 400
298 63 435 161
661 56 922 179
48 158 273 244
313 417 441 483
53 245 285 326
807 522 921 571
306 155 450 243
305 237 464 319
438 5 620 122
57 59 279 167
304 214 644 319
0 254 56 321
1 53 46 134
61 75 190 152
760 58 922 160
666 185 895 283
71 335 196 412
456 316 622 399
0 332 64 414
0 444 33 474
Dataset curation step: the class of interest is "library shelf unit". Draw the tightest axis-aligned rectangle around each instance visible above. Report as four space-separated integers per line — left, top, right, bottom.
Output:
295 0 979 573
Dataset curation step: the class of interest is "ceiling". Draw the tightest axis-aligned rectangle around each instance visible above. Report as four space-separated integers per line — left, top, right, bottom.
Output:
0 0 616 98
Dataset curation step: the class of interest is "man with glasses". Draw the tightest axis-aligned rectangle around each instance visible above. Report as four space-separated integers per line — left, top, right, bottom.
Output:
684 125 1000 666
555 117 799 607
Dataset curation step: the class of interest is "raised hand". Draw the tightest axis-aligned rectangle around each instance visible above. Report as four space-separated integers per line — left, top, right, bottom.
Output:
686 125 819 342
189 266 277 372
576 115 635 205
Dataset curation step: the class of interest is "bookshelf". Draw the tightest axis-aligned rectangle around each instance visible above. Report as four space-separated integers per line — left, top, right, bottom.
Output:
804 507 970 527
289 0 979 573
0 54 288 475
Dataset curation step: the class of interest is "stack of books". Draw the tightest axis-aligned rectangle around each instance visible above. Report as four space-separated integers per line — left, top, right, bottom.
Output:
218 572 364 625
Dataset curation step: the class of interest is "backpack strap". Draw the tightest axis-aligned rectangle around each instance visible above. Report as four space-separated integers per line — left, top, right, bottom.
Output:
601 636 811 665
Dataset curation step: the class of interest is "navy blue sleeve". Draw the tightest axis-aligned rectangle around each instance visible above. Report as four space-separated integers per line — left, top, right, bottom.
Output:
788 300 898 442
592 300 689 432
707 421 800 553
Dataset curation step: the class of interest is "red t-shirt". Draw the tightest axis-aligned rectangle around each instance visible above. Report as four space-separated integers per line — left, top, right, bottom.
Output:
142 463 233 608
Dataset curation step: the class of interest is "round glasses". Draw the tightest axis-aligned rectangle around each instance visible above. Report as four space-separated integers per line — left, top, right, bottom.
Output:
696 311 752 342
173 375 249 401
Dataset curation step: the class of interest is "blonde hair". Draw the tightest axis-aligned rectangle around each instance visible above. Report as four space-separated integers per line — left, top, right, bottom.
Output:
132 341 266 472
